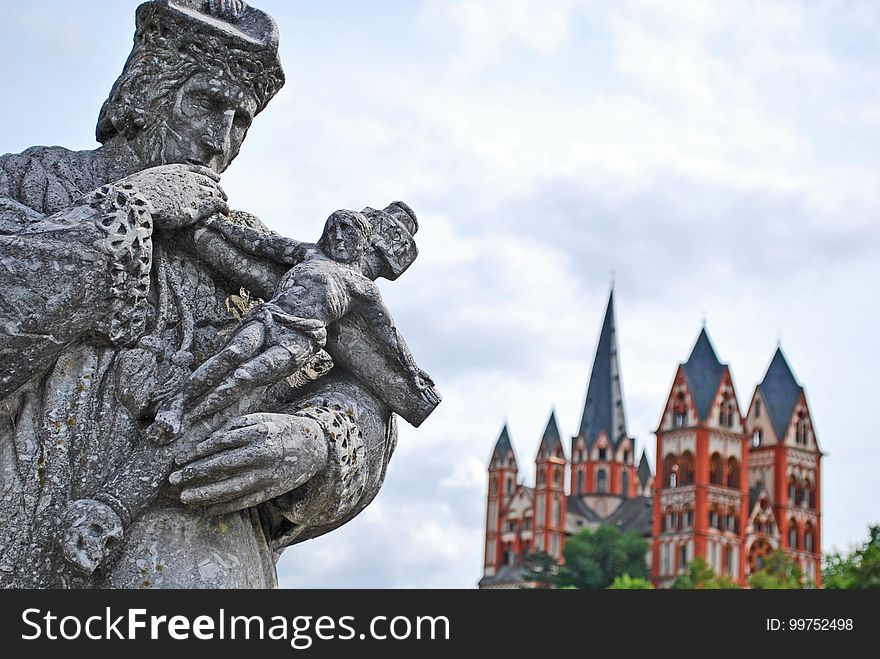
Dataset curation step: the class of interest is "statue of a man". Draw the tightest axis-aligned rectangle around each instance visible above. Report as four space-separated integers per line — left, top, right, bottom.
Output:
0 0 438 588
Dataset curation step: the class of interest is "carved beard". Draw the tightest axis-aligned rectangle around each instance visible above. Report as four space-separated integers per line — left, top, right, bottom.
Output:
136 118 187 169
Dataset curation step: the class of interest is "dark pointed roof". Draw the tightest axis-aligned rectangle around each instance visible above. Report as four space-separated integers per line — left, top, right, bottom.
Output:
637 451 652 487
577 291 628 450
566 495 603 524
538 410 564 457
606 496 654 537
681 327 726 421
758 347 803 440
491 424 516 466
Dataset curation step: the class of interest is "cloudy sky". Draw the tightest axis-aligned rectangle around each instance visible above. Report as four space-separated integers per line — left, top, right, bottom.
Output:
2 0 878 587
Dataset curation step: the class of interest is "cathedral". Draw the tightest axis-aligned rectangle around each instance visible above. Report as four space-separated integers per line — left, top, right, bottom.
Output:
479 291 823 588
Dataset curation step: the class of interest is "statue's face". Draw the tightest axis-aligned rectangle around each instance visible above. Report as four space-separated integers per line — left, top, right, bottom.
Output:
321 215 370 264
133 72 259 173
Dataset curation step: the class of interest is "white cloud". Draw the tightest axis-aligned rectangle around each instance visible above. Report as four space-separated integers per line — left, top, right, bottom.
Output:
423 0 576 75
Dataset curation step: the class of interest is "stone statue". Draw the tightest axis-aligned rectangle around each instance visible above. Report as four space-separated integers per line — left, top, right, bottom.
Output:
0 0 440 588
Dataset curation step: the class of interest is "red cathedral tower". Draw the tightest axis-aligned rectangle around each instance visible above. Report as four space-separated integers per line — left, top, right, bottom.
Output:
652 328 749 586
651 331 822 587
570 291 640 513
481 294 822 588
743 348 823 585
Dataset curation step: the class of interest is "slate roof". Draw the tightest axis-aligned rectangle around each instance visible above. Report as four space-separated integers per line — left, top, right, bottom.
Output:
758 347 803 440
491 424 516 465
606 496 653 537
566 495 603 524
749 484 765 512
637 451 652 488
577 291 629 451
682 327 726 421
477 564 527 588
538 410 565 457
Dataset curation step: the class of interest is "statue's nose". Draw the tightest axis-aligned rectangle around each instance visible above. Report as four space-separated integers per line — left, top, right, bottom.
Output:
204 110 235 155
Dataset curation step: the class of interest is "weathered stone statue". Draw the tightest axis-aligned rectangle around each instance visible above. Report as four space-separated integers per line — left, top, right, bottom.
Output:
0 0 439 588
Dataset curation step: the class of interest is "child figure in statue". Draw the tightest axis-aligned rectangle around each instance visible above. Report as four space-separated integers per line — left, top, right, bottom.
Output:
59 203 440 576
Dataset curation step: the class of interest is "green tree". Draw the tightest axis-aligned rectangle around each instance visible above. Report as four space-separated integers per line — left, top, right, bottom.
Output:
749 551 809 589
670 557 740 589
520 550 559 589
555 525 649 589
608 574 654 589
823 525 880 589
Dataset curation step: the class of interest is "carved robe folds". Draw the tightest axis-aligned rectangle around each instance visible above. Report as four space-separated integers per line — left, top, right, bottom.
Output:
0 146 392 588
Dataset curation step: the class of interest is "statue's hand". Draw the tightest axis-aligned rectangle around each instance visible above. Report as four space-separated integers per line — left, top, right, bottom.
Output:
117 164 229 230
170 413 329 516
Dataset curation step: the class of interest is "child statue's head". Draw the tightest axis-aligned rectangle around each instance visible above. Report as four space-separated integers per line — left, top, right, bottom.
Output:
318 210 373 265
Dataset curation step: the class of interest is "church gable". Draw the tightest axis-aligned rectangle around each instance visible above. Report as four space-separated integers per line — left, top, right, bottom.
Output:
615 437 633 463
747 486 779 539
590 432 613 461
780 394 819 451
657 368 697 432
745 388 779 449
502 485 534 519
707 369 743 433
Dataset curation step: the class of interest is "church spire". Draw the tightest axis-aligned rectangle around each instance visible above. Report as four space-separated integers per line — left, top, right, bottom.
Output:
578 290 628 450
758 346 804 441
539 410 564 457
681 327 726 422
490 423 516 468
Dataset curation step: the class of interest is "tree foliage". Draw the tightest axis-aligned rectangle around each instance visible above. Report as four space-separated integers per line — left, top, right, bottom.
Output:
670 557 740 589
555 525 649 589
520 550 559 589
823 525 880 589
608 574 654 589
749 551 809 589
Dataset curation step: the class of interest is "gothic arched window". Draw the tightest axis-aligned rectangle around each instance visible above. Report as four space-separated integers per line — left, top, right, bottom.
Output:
621 470 630 497
752 428 762 448
802 478 812 509
680 452 695 486
726 509 737 534
673 393 687 428
727 457 740 488
796 412 808 445
710 453 724 485
576 469 584 495
597 468 608 494
664 455 678 489
719 397 735 428
804 523 814 552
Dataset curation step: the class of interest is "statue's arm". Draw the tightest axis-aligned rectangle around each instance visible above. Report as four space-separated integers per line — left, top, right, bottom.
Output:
0 184 154 399
256 374 396 550
354 282 420 375
203 213 310 266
